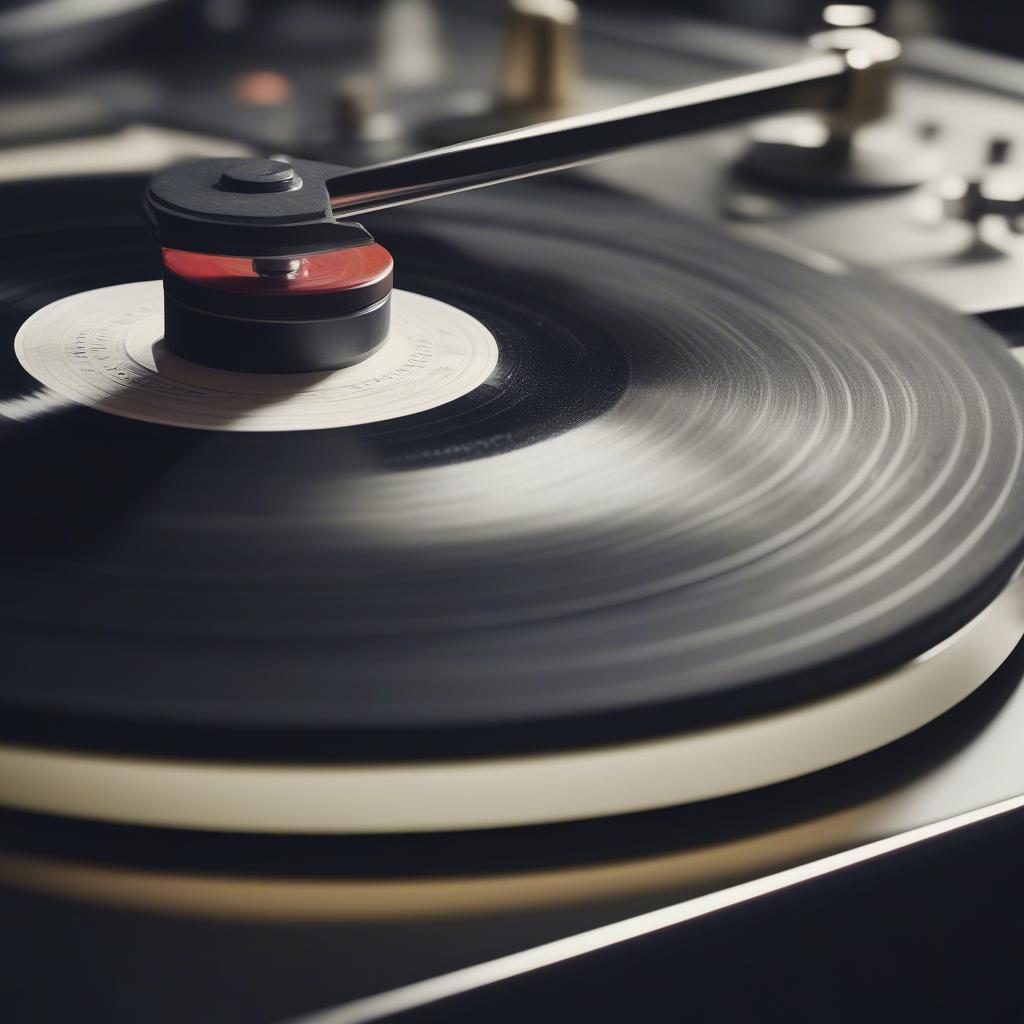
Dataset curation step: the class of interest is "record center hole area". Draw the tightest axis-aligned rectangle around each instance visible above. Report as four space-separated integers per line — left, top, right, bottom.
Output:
13 282 500 433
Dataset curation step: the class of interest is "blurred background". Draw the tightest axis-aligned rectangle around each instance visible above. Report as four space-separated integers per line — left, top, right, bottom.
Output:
0 0 1018 182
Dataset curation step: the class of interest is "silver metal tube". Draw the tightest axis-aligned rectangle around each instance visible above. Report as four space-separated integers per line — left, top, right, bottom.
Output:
326 54 847 217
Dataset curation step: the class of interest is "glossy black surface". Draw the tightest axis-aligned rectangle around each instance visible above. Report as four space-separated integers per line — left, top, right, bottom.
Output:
1 174 1024 760
353 804 1024 1024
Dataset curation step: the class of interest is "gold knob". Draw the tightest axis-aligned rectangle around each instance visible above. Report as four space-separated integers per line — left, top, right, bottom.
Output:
499 0 579 119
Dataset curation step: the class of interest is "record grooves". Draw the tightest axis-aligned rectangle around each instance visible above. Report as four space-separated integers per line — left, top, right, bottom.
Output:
2 174 1024 763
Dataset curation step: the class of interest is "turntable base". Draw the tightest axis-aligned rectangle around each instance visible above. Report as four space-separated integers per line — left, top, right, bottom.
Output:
1 575 1021 832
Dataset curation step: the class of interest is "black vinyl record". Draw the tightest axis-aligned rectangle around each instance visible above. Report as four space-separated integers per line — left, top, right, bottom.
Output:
1 173 1024 760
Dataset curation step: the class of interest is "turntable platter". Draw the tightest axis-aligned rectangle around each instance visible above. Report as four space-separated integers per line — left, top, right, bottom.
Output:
1 174 1023 764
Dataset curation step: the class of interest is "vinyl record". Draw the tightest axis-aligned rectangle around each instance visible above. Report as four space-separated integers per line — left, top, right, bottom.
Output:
1 173 1024 761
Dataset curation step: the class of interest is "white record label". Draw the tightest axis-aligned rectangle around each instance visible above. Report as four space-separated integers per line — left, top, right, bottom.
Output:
12 281 499 432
